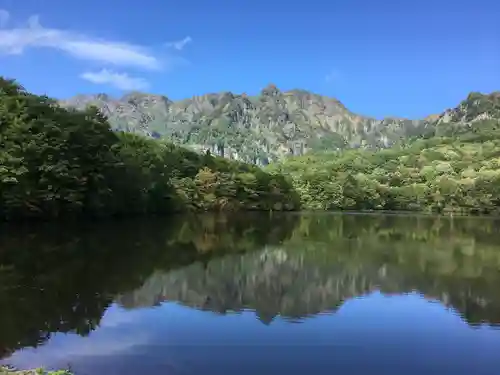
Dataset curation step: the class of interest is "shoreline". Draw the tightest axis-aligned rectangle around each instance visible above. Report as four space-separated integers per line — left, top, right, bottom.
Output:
0 367 72 375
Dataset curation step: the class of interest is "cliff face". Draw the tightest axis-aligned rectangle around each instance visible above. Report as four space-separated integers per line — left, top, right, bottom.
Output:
433 92 500 137
60 86 423 164
62 88 500 164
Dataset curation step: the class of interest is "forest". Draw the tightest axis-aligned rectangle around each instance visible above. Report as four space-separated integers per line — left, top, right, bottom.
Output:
266 130 500 214
266 92 500 214
0 78 299 220
1 77 500 220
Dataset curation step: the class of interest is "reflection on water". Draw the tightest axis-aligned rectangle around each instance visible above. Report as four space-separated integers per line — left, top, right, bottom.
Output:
2 213 500 374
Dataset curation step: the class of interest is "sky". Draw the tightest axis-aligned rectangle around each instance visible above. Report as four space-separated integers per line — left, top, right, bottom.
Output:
0 0 499 119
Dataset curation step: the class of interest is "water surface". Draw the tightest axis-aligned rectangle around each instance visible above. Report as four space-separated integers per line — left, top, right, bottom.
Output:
2 213 500 374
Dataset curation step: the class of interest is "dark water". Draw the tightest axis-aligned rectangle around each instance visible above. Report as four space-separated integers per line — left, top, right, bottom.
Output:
2 213 500 375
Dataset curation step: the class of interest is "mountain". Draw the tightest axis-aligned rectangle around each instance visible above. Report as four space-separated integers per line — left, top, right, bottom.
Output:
61 86 500 164
433 92 500 138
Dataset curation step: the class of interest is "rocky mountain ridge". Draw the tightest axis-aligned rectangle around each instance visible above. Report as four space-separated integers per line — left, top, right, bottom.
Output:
61 87 500 164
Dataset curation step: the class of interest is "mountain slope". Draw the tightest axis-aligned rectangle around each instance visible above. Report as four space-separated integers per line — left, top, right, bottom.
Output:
433 92 500 139
62 87 500 164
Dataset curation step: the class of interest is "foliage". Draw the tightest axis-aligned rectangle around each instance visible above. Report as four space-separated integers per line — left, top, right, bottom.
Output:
2 76 500 218
267 119 500 214
0 78 299 220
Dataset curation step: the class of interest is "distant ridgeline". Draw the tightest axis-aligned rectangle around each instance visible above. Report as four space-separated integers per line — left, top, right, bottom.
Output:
60 85 417 165
61 85 499 165
1 76 500 220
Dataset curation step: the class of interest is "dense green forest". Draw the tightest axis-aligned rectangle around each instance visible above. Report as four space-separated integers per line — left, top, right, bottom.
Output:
266 91 500 215
266 133 500 214
0 78 298 220
1 77 500 220
265 92 500 214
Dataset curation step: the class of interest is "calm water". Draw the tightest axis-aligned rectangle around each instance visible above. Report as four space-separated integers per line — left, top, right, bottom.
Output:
2 213 500 375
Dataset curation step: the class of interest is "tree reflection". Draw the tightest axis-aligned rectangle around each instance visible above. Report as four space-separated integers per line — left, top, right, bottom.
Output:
2 213 500 359
0 213 298 358
117 214 500 327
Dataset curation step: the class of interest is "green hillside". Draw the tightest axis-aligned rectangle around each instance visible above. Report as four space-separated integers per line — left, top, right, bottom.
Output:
0 78 298 221
266 99 500 214
2 76 500 219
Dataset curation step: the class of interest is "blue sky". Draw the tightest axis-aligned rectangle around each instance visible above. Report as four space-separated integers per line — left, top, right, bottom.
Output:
0 0 499 119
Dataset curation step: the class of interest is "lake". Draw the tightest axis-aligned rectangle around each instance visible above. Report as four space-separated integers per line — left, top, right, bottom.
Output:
1 212 500 375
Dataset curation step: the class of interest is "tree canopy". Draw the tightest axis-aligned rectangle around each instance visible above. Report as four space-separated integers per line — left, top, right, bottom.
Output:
0 78 299 220
2 77 500 220
266 121 500 214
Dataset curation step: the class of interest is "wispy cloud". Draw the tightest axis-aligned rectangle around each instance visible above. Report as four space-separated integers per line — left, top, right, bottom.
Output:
81 69 150 90
0 11 192 91
0 9 9 27
0 13 161 70
165 36 192 51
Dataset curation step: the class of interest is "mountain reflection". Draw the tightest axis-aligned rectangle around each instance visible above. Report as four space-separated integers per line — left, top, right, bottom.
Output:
116 235 500 326
2 213 500 358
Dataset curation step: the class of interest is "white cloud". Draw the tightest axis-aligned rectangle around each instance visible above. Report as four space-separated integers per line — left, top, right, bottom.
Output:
0 14 161 70
165 36 192 51
80 69 150 90
0 9 9 27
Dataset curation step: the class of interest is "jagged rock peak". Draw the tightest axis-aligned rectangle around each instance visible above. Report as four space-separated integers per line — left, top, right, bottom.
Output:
121 92 171 103
95 93 110 101
220 91 235 100
261 83 281 97
60 88 500 165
